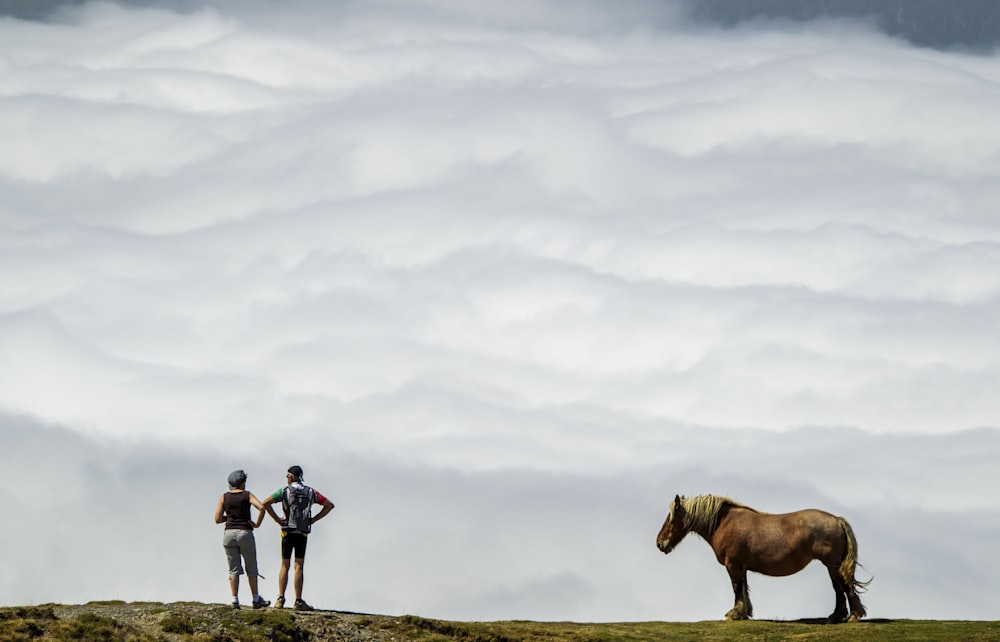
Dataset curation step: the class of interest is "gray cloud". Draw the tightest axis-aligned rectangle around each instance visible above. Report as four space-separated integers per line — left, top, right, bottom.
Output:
1 0 999 621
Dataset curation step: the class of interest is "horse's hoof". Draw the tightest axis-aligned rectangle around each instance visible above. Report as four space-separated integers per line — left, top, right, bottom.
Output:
725 609 749 621
847 614 861 623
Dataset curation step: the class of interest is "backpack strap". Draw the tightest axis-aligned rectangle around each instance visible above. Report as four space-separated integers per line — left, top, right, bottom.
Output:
280 485 292 515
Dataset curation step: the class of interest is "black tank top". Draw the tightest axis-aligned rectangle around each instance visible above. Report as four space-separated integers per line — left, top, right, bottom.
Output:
223 490 253 530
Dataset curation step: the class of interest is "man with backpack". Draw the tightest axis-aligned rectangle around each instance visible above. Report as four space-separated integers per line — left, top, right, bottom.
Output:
261 465 335 610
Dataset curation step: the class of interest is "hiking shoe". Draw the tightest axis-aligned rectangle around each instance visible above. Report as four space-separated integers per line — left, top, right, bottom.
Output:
274 596 285 609
230 601 240 610
293 599 314 611
252 597 270 609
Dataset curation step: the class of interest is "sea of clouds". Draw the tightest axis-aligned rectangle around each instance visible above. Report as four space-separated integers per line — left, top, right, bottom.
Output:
1 0 999 622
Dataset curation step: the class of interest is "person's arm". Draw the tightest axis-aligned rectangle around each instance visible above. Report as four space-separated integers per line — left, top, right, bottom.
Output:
249 493 266 528
261 493 285 525
214 494 226 524
311 498 335 525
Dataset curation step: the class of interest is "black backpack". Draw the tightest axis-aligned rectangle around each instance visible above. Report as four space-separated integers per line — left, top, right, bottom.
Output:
282 484 315 534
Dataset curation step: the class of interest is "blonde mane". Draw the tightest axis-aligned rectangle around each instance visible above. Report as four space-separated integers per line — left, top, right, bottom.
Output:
680 495 757 538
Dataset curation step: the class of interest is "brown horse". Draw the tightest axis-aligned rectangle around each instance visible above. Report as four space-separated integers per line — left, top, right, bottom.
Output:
656 494 870 623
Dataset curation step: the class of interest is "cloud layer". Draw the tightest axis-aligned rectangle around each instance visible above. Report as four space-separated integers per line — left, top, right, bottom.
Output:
1 0 999 621
4 414 998 621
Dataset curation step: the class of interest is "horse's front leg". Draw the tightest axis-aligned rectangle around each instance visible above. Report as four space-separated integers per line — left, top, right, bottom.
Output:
724 566 751 620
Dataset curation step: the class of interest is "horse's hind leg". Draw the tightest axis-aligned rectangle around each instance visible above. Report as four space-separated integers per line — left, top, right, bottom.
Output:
825 565 848 624
845 579 866 622
724 566 752 620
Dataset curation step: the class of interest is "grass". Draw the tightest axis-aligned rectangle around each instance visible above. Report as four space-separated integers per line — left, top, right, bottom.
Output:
220 608 311 642
379 615 1000 642
0 610 161 642
159 611 196 634
1 604 998 642
0 604 313 642
154 607 311 642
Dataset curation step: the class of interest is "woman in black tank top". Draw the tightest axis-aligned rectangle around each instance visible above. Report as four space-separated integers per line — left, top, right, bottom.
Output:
222 490 254 530
214 470 270 609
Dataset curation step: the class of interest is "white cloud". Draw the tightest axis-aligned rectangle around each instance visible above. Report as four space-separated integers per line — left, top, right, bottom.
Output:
1 0 999 621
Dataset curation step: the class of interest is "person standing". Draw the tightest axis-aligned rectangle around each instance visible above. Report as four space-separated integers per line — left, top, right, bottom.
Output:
262 465 335 610
214 469 271 609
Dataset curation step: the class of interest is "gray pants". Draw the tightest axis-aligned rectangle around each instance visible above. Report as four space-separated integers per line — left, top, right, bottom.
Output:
223 529 259 577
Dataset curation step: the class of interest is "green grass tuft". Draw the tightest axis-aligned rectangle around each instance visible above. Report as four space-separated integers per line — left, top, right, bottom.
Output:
0 606 57 622
228 609 311 642
52 612 124 642
0 609 164 642
85 600 127 606
0 606 57 642
398 615 517 642
160 611 196 634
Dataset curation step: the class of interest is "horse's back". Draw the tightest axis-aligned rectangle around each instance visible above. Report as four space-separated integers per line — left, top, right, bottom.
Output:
784 508 842 530
770 508 845 546
735 507 841 535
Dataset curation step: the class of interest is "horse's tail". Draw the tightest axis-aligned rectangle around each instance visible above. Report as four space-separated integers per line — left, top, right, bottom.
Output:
837 516 873 597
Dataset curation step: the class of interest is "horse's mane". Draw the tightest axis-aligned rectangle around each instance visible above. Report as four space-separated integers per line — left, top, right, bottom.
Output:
680 494 758 538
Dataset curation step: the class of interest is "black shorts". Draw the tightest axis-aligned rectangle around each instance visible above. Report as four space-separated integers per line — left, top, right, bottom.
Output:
280 532 308 560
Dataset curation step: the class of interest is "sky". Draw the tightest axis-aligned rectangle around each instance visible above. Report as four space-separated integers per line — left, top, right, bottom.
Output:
1 0 999 623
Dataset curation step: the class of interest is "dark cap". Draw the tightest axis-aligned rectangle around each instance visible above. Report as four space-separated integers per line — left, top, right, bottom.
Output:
287 465 304 480
228 469 247 488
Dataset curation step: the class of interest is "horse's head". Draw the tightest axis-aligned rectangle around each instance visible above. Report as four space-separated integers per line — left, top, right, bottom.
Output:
656 494 689 554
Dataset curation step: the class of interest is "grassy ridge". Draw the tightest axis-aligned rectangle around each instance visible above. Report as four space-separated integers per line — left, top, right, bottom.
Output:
1 603 999 641
392 615 1000 641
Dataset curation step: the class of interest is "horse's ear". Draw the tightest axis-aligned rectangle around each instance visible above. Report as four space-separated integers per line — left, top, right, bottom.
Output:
673 495 683 511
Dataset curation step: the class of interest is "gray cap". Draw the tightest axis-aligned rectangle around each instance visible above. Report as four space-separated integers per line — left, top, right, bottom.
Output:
228 469 247 488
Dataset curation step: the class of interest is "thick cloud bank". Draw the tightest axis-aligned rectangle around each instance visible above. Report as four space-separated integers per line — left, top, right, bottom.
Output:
1 0 999 621
3 415 999 621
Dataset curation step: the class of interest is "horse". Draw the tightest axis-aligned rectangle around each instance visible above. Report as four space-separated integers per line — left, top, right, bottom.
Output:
655 494 870 623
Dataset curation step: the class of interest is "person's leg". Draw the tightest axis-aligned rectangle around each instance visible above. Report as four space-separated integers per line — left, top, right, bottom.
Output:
223 530 244 606
278 559 290 599
291 535 312 609
293 559 304 600
239 531 261 598
277 532 293 606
